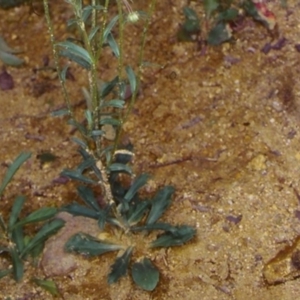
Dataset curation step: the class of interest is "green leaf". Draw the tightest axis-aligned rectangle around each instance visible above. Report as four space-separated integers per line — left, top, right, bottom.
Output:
32 278 60 296
85 109 93 130
204 0 219 18
0 50 24 66
60 203 99 219
0 152 31 198
21 219 65 258
60 65 69 83
56 41 93 69
150 225 196 248
0 36 21 53
0 269 12 279
30 240 44 259
11 225 24 253
216 8 238 22
124 174 150 203
207 22 232 45
8 195 26 232
77 186 101 211
108 247 133 284
100 76 119 98
65 233 123 256
82 5 93 22
127 201 150 225
146 186 175 225
103 15 119 41
71 137 87 148
108 163 132 174
100 117 120 126
91 130 105 137
89 25 100 41
59 49 91 69
131 258 159 291
13 207 57 228
107 33 120 57
10 247 24 282
182 7 200 33
101 99 125 109
125 66 137 94
61 169 96 184
51 108 70 117
68 119 87 136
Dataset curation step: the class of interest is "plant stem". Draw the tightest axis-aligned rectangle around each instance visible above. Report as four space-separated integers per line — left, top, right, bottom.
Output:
111 0 157 162
43 0 74 119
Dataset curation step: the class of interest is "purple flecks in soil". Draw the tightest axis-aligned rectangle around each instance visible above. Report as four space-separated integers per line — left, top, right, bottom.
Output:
52 175 69 184
272 37 287 50
294 210 300 220
0 68 14 90
295 44 300 52
261 43 272 54
226 215 242 225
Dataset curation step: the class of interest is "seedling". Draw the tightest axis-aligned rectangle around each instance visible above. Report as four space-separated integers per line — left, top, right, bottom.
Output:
42 0 196 291
179 0 277 46
0 152 64 282
61 148 196 291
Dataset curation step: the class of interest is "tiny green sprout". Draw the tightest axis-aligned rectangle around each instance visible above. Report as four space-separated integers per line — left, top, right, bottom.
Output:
127 11 140 23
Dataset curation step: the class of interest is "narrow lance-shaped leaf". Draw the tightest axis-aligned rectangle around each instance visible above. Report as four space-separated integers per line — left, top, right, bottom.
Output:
21 219 65 258
146 186 175 225
89 25 100 41
100 76 119 98
0 152 31 198
0 51 24 66
32 278 60 297
60 203 99 219
131 258 159 291
100 117 120 126
59 49 92 70
127 201 150 225
8 195 26 232
77 185 101 211
125 66 137 94
56 41 92 65
124 173 150 203
65 233 123 256
101 99 125 109
51 108 70 117
0 36 22 53
150 225 196 248
108 247 133 284
107 33 120 58
0 269 12 279
103 15 119 41
13 207 57 228
61 169 96 184
11 225 24 253
10 247 24 282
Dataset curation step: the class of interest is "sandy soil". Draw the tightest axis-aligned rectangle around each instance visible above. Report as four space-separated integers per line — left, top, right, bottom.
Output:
1 0 300 299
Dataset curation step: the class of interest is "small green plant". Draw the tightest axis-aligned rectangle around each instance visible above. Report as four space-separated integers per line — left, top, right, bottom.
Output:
0 36 24 66
61 148 196 290
178 0 277 46
42 0 196 291
0 152 65 282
